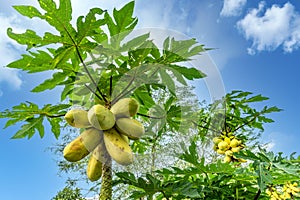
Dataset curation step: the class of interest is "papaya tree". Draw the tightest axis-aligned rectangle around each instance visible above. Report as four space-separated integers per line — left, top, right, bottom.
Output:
1 1 300 200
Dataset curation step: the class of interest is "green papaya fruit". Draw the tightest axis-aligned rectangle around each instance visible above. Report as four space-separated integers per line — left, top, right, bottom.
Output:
64 109 91 128
110 98 139 118
63 128 101 162
88 105 115 130
115 118 144 139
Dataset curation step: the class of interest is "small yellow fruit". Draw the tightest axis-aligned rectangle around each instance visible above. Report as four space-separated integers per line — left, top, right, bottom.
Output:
88 105 115 130
63 128 101 162
218 141 229 150
217 149 225 154
231 147 241 153
64 109 91 128
225 150 233 156
237 158 247 163
230 138 240 148
116 118 145 139
213 137 222 144
224 137 231 145
111 98 139 118
224 155 232 163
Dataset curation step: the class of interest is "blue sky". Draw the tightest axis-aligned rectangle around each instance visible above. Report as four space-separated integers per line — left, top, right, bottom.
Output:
1 0 300 199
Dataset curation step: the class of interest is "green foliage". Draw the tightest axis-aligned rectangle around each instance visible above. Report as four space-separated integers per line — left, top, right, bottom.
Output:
52 186 85 200
0 102 70 139
115 141 300 199
2 0 207 139
2 1 300 200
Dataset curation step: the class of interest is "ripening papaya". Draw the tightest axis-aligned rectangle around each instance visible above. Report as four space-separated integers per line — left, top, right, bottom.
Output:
224 155 232 163
230 138 240 148
63 128 101 162
213 137 222 144
86 148 103 182
110 98 139 118
115 118 145 139
88 104 115 130
64 109 91 128
103 128 134 165
218 141 229 151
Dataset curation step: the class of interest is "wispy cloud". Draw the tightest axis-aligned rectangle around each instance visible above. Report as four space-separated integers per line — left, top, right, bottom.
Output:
220 0 247 17
0 67 22 89
0 14 24 94
237 2 300 54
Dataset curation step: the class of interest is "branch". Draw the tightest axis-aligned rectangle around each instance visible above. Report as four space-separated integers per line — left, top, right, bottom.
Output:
64 28 107 103
84 84 103 101
45 113 66 118
232 113 259 132
191 120 220 134
111 86 137 105
137 113 165 119
253 189 261 200
111 69 137 105
109 75 113 97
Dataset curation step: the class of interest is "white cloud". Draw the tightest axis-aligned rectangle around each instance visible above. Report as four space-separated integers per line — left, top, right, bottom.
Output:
220 0 247 17
0 67 22 90
0 14 24 93
237 2 300 54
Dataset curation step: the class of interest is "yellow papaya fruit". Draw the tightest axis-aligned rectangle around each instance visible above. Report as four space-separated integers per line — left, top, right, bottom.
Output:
218 141 229 151
63 128 101 162
225 150 233 156
217 149 225 154
64 109 91 128
103 128 133 165
231 147 241 153
224 137 231 145
88 105 115 130
110 98 139 118
115 118 144 139
224 155 232 163
86 147 103 182
212 137 222 144
230 138 240 148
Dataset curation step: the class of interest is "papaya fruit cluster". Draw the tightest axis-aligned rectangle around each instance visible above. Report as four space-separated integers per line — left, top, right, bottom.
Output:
266 182 300 200
212 132 246 163
63 98 145 182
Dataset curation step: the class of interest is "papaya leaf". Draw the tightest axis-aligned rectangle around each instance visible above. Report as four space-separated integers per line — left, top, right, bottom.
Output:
272 162 300 176
13 5 43 18
7 28 45 50
7 50 54 73
1 102 69 139
120 33 150 51
31 70 73 92
76 8 106 43
47 117 62 139
159 68 176 96
104 1 137 48
169 64 206 80
11 116 44 139
245 94 269 103
255 162 273 191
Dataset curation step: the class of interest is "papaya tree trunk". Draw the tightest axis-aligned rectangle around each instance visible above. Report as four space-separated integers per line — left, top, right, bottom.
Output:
98 132 112 200
99 155 112 200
